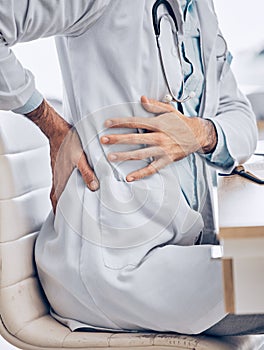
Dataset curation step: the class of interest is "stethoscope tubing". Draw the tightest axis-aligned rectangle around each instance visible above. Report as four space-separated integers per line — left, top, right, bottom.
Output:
153 0 195 104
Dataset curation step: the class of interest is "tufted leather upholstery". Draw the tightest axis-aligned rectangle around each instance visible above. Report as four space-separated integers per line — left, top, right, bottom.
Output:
1 111 264 350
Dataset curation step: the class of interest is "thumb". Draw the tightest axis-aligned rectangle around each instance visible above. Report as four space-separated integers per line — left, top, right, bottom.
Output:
78 152 99 191
141 95 175 114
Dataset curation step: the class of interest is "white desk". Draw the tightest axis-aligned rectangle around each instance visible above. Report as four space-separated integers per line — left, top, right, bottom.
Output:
217 147 264 314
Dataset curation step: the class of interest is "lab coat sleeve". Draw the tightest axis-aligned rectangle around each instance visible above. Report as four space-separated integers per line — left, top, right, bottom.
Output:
202 119 234 171
199 0 258 170
12 90 44 114
214 68 257 167
0 0 110 110
205 66 258 172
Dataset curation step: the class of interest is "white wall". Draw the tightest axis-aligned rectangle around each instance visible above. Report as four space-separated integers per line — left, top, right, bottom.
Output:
13 38 63 101
214 0 264 92
214 0 264 53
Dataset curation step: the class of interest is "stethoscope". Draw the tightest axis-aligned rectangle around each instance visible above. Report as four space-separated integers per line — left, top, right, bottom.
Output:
152 0 229 105
152 0 196 104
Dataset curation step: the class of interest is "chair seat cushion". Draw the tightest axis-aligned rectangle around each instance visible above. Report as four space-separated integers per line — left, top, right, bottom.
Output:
1 316 264 350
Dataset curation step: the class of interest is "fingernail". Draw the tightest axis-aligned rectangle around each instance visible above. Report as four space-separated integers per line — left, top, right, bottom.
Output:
141 96 149 103
101 136 110 144
89 180 99 191
108 153 117 161
105 120 113 128
127 176 135 182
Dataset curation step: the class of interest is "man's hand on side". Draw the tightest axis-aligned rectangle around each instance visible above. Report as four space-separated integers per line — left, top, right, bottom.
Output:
26 100 99 212
100 96 217 182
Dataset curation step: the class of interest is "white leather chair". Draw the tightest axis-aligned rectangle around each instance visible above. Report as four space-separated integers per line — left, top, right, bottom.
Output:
1 111 264 350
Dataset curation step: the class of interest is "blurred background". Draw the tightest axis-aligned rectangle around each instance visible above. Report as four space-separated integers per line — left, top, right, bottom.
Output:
1 0 264 349
215 0 264 139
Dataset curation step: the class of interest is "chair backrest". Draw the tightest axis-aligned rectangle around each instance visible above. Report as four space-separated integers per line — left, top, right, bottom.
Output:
0 111 52 342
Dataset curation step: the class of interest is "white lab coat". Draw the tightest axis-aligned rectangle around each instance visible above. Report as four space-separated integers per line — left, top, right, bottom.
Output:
0 0 258 334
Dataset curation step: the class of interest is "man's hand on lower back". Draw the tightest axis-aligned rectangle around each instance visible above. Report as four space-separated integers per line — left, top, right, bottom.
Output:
26 99 99 212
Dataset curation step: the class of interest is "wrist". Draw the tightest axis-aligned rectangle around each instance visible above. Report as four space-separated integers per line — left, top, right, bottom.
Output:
25 98 47 120
198 118 218 154
26 99 71 140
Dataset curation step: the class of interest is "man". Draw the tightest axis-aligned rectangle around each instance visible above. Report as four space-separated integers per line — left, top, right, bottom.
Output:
0 0 263 336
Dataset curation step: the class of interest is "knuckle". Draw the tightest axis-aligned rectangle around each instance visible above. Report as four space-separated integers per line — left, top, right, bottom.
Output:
80 167 93 179
127 152 134 160
155 133 164 143
147 164 157 175
167 153 175 162
130 134 138 143
109 135 116 143
129 151 139 160
157 145 165 155
78 156 91 171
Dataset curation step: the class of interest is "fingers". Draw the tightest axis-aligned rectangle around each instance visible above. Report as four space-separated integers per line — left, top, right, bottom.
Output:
126 157 170 182
50 152 99 213
141 95 176 113
107 146 164 162
78 152 99 191
103 96 180 132
101 132 160 145
104 117 159 132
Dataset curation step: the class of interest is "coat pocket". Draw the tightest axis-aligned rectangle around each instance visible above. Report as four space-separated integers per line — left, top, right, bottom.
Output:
99 164 204 270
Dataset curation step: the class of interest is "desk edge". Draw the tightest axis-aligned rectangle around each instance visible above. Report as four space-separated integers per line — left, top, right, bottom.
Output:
219 226 264 239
